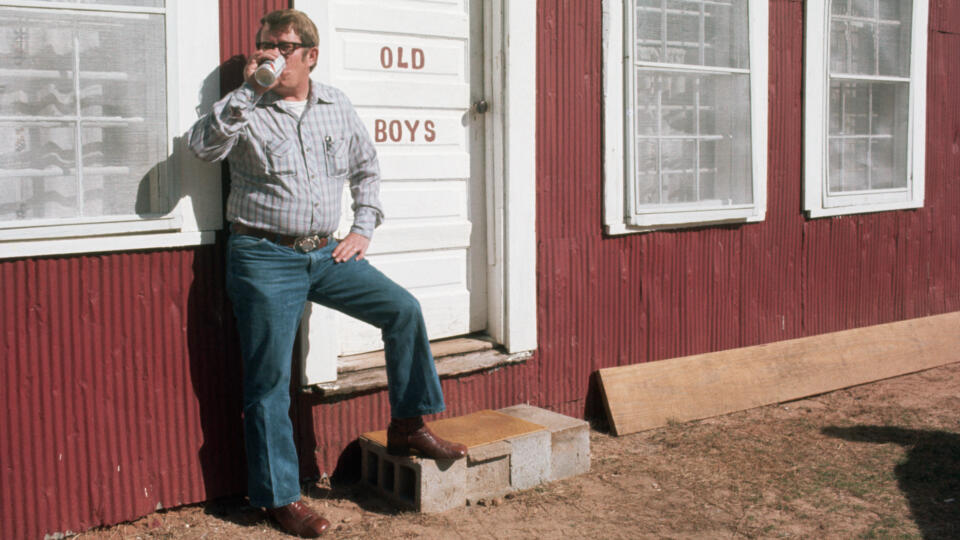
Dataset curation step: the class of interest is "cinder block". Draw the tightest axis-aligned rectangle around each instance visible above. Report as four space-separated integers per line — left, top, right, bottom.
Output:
357 407 589 512
359 438 466 513
499 404 591 481
465 440 512 503
417 455 467 513
467 439 512 463
507 429 551 490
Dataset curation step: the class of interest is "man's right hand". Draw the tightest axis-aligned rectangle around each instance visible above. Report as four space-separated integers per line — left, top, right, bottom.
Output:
244 49 281 95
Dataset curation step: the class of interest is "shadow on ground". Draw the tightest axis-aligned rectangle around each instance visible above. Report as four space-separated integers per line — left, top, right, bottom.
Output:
822 425 960 540
195 478 403 532
200 495 263 527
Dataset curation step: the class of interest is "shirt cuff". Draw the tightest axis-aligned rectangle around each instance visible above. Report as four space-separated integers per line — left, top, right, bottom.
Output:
236 82 261 102
351 207 383 239
226 83 261 117
349 224 374 239
350 211 380 238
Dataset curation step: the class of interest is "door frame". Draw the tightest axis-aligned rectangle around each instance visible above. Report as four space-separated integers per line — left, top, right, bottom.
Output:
483 0 536 353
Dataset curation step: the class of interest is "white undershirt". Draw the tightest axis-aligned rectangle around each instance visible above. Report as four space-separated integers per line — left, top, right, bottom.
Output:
284 100 308 118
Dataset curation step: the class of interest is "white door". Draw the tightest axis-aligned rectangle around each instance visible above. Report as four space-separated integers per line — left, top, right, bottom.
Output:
297 0 486 383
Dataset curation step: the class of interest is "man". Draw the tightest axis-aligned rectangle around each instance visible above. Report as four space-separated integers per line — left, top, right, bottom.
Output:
188 9 466 538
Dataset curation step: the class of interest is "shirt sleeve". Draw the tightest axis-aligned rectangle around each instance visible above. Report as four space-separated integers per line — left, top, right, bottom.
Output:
187 83 261 163
346 105 384 238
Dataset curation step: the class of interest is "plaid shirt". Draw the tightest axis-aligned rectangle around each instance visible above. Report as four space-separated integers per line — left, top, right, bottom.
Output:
188 80 383 238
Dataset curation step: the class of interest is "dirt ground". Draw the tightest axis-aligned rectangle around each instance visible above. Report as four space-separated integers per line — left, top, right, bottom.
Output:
80 362 960 539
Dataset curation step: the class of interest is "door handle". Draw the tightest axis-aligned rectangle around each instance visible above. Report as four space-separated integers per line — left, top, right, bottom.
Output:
474 100 489 114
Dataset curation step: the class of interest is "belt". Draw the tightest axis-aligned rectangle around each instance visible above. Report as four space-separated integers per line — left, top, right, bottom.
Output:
232 223 331 253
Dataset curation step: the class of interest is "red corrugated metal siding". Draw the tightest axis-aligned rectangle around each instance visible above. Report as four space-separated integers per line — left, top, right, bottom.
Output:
4 0 960 536
802 4 960 333
932 0 960 34
220 0 288 63
535 0 604 415
532 0 960 417
0 1 286 537
741 0 806 346
0 249 246 539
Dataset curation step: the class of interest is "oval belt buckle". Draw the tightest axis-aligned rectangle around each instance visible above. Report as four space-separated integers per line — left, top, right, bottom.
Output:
294 235 319 253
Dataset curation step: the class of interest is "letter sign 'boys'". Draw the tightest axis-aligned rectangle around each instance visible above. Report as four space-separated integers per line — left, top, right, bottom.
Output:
374 119 437 143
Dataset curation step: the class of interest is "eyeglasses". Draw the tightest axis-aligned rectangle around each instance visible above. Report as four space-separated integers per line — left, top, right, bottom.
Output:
256 41 309 56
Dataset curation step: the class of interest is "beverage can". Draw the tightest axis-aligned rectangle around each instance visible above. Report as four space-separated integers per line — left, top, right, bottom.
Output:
254 55 285 87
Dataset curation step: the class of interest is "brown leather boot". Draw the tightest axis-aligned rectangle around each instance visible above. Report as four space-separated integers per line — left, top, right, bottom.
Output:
266 500 330 538
386 416 467 460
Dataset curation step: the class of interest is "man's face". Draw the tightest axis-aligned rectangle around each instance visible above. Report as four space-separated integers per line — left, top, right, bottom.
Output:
257 23 318 97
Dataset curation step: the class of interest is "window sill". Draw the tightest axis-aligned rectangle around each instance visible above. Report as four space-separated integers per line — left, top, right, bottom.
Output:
0 229 218 260
302 335 533 397
806 199 924 218
605 212 765 235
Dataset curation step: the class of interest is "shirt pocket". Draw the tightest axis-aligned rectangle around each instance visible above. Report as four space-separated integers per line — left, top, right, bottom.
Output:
323 135 350 179
264 138 297 176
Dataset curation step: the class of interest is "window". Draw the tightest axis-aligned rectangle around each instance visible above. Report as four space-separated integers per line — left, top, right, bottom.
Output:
604 0 768 234
0 0 221 258
804 0 928 217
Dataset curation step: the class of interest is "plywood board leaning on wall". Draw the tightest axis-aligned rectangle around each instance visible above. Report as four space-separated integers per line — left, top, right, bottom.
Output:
598 312 960 436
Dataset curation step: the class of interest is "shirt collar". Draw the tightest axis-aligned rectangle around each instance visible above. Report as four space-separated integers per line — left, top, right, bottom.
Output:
261 80 337 107
311 81 337 104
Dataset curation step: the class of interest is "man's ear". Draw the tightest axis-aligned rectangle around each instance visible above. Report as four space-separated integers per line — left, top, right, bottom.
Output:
307 47 319 70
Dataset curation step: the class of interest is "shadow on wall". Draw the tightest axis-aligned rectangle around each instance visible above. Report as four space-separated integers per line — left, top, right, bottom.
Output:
822 425 960 539
133 55 246 219
182 58 250 500
176 57 251 501
583 371 609 431
185 231 247 499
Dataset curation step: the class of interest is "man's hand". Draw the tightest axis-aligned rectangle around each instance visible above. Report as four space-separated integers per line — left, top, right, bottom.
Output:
244 49 281 95
332 232 371 263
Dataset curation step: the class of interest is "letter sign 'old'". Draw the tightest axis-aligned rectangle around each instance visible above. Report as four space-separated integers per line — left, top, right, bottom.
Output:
374 119 437 143
379 46 425 70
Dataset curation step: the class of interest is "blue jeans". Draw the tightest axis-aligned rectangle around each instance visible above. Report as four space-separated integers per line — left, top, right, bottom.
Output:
225 232 446 508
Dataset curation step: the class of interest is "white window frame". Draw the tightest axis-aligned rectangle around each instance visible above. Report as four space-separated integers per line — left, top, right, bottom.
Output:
603 0 768 234
804 0 928 218
0 0 222 259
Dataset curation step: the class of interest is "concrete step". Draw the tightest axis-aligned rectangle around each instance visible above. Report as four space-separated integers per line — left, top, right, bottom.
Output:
499 404 592 482
358 406 590 513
